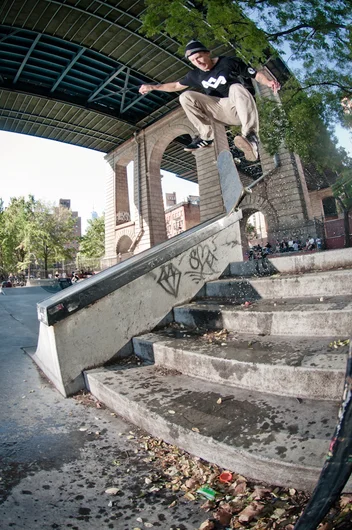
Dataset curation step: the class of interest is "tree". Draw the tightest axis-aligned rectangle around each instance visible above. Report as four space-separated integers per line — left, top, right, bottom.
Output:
140 0 352 161
141 0 351 103
79 215 105 258
0 196 36 277
332 168 352 248
0 196 77 277
257 82 350 169
245 221 257 240
24 201 77 277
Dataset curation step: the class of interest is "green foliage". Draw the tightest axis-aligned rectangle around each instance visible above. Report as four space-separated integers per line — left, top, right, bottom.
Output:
257 83 347 170
79 215 105 258
245 221 257 239
332 168 352 212
0 196 36 276
332 166 352 246
141 0 269 64
25 201 77 274
0 196 77 277
140 0 352 138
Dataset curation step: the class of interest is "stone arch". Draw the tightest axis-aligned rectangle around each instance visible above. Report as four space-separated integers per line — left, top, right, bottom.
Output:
239 192 279 255
147 108 229 224
148 114 196 177
116 235 132 254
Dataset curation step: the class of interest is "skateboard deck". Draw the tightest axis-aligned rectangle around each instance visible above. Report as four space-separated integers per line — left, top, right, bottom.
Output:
217 150 249 214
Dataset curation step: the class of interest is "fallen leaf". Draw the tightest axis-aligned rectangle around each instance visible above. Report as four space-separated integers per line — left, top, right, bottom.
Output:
213 504 232 525
192 427 200 433
272 507 286 519
216 398 222 405
231 481 247 495
201 500 215 512
289 488 296 496
340 494 352 508
184 492 196 501
168 410 176 414
318 523 333 530
185 478 200 489
79 427 88 432
238 502 264 523
145 523 153 528
105 487 119 495
251 487 271 499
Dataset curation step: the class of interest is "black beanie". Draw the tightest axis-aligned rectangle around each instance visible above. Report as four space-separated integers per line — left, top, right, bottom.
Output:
185 40 209 58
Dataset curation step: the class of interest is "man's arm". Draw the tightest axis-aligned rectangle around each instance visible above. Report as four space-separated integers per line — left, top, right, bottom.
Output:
254 71 280 94
139 81 188 95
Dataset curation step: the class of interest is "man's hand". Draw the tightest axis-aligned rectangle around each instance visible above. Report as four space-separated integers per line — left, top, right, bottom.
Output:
139 81 188 94
269 79 281 94
139 84 155 95
255 71 281 94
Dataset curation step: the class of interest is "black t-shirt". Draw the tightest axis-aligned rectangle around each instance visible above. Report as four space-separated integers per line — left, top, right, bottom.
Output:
179 56 257 98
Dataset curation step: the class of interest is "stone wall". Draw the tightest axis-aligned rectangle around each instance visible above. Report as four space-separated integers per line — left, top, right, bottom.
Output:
103 77 316 262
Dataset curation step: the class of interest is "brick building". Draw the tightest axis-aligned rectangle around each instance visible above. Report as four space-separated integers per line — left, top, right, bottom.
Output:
59 198 81 252
165 196 200 238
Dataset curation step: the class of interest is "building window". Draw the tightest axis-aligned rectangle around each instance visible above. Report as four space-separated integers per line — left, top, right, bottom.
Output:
323 196 338 217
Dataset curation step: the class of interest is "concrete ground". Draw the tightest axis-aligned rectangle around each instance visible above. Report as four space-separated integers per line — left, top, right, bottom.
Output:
0 289 209 530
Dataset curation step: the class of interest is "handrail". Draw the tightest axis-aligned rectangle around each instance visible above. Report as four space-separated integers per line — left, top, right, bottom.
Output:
37 210 240 327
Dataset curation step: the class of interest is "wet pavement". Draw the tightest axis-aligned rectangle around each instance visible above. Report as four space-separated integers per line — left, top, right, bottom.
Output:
0 290 208 530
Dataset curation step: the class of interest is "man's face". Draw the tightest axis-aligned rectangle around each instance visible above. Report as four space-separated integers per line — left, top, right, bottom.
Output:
188 51 213 71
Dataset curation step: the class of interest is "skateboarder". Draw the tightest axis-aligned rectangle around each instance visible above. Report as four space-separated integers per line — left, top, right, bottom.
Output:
139 40 280 161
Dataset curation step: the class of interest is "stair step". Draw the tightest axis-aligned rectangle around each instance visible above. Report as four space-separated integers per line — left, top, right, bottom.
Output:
85 364 347 491
204 269 352 301
173 296 352 337
133 331 348 400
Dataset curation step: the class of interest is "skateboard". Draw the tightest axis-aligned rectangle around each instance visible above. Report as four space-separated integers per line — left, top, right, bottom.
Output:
217 150 280 214
217 150 250 214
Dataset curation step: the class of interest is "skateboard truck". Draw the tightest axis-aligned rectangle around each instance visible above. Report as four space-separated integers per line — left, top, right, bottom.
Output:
218 151 281 215
237 153 281 207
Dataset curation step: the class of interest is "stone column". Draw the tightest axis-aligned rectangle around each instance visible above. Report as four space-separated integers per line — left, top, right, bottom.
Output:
134 131 167 253
104 157 117 262
115 164 130 225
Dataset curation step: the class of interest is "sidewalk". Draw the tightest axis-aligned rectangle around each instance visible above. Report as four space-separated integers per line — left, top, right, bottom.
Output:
0 290 207 530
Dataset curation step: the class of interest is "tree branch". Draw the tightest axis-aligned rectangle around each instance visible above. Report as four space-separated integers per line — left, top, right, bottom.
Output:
265 22 348 40
292 81 352 97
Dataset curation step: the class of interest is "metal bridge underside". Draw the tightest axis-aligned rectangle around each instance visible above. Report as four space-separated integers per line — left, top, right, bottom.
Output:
0 0 290 182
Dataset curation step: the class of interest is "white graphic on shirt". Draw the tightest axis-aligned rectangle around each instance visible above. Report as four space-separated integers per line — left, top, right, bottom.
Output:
248 67 256 75
202 75 227 89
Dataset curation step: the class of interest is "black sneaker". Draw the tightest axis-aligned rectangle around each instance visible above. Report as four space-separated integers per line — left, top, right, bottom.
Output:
234 132 259 161
184 137 214 151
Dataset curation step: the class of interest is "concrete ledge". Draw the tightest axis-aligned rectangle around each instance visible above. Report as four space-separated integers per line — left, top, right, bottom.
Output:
34 211 243 396
228 247 352 277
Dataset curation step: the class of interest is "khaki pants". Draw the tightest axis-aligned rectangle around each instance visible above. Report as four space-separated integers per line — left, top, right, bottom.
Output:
179 83 259 140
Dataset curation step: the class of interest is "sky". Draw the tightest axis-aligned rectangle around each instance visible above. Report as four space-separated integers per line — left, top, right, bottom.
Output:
1 124 351 234
0 130 199 234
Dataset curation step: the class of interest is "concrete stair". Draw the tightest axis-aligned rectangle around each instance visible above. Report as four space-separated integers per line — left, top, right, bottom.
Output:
85 264 352 492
